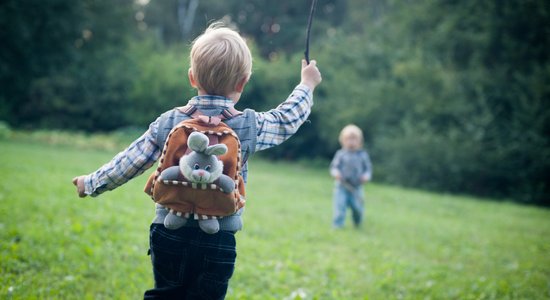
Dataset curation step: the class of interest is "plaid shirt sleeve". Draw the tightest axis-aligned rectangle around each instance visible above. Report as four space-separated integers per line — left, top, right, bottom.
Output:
84 118 162 197
255 84 313 151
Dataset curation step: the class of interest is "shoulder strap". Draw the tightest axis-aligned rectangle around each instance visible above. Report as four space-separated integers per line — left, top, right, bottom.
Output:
178 105 242 121
220 106 243 119
179 105 198 116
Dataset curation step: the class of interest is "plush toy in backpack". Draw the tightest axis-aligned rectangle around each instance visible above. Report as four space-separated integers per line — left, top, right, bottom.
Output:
158 131 235 233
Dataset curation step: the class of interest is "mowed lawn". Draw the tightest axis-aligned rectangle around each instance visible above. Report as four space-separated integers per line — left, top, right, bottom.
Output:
1 139 549 299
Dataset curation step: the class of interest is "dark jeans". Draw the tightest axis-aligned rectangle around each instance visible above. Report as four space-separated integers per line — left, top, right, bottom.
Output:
144 224 237 300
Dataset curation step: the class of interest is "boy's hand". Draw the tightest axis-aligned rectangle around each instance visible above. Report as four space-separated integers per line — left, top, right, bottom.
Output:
300 59 322 91
72 176 87 198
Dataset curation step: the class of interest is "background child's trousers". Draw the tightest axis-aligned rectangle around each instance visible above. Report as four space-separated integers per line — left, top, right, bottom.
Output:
333 183 364 228
144 225 236 299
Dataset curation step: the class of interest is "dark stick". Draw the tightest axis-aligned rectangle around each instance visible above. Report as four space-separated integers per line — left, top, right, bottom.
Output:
304 0 318 64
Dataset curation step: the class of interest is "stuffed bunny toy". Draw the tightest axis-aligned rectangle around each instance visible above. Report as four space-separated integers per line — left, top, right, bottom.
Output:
158 131 235 233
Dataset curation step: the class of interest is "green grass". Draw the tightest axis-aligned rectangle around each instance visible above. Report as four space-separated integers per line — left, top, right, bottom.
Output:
1 139 549 299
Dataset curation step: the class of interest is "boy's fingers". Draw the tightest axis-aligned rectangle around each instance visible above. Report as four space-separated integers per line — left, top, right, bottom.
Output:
302 59 318 69
72 176 87 197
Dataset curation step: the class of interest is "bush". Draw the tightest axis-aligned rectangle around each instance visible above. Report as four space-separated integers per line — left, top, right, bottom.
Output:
0 121 12 139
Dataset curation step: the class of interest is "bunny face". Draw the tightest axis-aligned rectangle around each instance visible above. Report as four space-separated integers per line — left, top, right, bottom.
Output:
179 152 223 183
178 131 227 184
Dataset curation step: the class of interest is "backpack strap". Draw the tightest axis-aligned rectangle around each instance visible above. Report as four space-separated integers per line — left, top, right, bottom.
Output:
220 106 242 119
178 105 242 123
179 105 198 116
176 104 243 151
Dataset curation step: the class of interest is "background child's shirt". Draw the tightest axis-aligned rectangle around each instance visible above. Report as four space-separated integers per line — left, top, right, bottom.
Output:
330 149 372 187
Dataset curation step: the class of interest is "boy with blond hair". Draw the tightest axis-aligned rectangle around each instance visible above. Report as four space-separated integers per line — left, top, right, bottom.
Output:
72 22 322 299
330 124 372 229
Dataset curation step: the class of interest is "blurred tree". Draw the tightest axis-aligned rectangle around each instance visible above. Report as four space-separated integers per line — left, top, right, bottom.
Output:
140 0 346 58
177 0 199 40
0 0 82 125
0 0 138 130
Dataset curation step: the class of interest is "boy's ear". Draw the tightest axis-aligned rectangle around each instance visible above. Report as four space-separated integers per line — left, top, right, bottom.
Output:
188 69 197 88
235 75 250 93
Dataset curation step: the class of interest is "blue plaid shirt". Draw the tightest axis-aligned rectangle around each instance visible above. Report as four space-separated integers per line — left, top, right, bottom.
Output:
84 84 312 196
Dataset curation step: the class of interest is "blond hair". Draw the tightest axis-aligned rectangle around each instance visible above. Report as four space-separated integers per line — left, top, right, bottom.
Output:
190 22 252 96
339 124 364 148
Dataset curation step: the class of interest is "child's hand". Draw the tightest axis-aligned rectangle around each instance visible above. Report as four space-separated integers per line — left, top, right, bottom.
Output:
72 176 87 198
300 59 322 91
361 175 370 184
330 170 341 181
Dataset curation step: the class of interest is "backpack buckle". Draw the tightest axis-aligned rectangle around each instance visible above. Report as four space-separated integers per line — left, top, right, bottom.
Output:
197 115 222 126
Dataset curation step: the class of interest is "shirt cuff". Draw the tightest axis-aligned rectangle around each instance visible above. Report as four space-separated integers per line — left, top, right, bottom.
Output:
84 175 98 197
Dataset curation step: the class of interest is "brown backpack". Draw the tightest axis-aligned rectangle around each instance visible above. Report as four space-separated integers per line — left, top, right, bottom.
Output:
144 105 246 219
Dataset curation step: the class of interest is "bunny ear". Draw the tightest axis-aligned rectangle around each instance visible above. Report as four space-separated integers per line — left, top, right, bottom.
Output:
205 144 228 156
187 131 209 152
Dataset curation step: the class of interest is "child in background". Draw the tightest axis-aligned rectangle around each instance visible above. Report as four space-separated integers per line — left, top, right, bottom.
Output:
330 124 372 229
72 22 321 299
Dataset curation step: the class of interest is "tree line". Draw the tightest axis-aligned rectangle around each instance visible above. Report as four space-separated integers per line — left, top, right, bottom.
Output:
1 0 548 205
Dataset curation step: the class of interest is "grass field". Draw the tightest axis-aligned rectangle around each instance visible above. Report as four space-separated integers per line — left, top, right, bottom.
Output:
1 138 549 299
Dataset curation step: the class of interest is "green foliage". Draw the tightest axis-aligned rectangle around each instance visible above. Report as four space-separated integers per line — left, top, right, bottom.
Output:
10 128 143 152
1 139 549 299
125 40 192 127
0 121 12 139
0 0 137 129
1 0 549 204
0 0 79 124
141 0 346 58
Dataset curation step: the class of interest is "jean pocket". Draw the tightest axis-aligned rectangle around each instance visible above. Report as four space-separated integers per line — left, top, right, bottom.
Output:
199 251 236 297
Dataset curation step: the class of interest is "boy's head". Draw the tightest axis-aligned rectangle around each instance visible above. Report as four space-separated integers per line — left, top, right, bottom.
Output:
189 22 252 97
339 124 364 150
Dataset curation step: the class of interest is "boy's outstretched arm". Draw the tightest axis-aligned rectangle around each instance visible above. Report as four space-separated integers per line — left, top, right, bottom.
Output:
71 119 162 198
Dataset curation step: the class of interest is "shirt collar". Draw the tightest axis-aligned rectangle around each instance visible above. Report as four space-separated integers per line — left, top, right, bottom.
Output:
188 95 234 109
